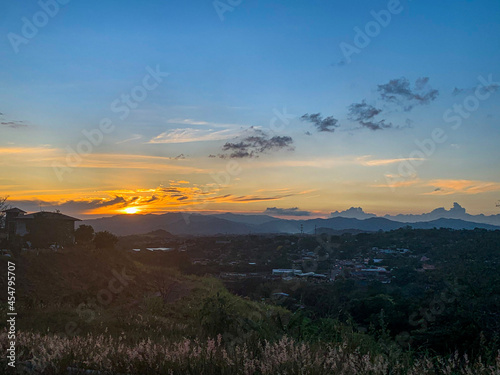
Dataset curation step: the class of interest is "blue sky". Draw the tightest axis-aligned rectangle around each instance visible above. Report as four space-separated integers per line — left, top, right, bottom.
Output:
1 0 499 217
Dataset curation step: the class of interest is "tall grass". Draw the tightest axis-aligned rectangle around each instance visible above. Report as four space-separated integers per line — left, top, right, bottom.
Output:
2 330 499 375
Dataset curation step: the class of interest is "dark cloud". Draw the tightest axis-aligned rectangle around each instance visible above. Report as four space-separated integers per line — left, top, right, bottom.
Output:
60 196 128 210
217 129 294 159
333 59 347 67
415 77 429 90
359 119 393 131
174 154 185 160
347 101 382 121
161 188 181 193
1 121 27 129
480 84 498 94
265 207 311 216
205 194 292 203
300 113 340 132
452 85 499 96
378 77 439 111
0 112 29 129
143 195 158 203
7 196 131 217
347 101 392 131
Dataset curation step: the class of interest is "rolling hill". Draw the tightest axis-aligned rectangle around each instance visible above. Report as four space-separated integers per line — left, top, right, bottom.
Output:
81 212 500 236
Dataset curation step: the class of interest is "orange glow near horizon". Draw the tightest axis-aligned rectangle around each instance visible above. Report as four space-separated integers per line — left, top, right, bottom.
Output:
123 207 140 214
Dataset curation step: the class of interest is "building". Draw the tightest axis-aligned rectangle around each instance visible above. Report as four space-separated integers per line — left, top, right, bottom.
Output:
272 269 303 277
2 208 26 239
1 208 81 247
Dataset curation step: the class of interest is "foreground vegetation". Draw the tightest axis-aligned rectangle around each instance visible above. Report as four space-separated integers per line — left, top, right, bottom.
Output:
0 229 499 374
2 330 500 374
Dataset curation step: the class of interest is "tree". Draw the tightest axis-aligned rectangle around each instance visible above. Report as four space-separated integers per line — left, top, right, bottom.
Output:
150 268 177 302
93 231 118 249
199 292 237 337
75 225 95 244
0 196 9 229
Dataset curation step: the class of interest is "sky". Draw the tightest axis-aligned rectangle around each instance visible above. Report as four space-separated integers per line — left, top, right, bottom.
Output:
1 0 500 219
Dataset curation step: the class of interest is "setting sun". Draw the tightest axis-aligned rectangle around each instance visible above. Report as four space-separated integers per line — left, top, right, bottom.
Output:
123 207 140 214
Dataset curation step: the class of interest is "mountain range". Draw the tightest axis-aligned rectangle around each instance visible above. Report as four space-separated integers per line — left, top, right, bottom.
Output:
81 204 500 236
331 202 500 225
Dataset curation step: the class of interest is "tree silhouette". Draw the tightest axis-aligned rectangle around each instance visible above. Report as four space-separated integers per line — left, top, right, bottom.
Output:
75 225 95 244
0 196 9 229
93 231 118 249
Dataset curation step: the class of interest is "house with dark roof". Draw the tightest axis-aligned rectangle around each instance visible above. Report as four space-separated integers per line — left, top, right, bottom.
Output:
1 208 81 247
2 208 26 239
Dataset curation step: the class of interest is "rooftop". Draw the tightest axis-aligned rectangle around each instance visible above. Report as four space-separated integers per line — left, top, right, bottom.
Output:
15 211 81 221
2 208 26 213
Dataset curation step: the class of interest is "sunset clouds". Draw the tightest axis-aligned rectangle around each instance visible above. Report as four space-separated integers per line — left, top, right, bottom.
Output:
1 1 499 217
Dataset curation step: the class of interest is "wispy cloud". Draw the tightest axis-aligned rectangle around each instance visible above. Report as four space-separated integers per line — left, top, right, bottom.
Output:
357 156 426 166
371 177 500 194
0 146 61 167
0 146 58 155
148 127 243 144
1 121 28 129
116 134 143 144
166 118 247 128
452 84 499 96
0 112 29 129
372 176 421 189
424 179 500 195
71 153 203 173
0 146 200 174
207 193 293 203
